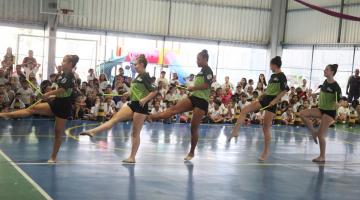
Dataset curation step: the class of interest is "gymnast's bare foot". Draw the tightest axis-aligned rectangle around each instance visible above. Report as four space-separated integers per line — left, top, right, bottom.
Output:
122 157 136 164
228 128 239 142
312 156 325 163
47 159 56 164
258 151 269 162
80 131 95 137
145 115 153 123
184 153 194 161
311 130 318 144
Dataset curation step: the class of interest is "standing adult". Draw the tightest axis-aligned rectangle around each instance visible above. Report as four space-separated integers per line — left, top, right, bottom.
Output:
346 69 360 103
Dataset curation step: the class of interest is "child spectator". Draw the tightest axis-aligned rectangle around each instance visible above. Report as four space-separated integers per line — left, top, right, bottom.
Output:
246 86 254 101
251 110 265 125
73 96 86 120
237 93 250 110
151 101 164 120
0 68 8 85
294 105 305 127
10 93 25 111
337 100 350 124
17 81 34 107
116 94 129 111
223 102 235 123
209 100 225 123
281 108 294 125
221 84 232 105
87 69 96 82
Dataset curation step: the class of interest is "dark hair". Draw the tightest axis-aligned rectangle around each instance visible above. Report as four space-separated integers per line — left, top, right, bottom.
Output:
137 54 148 68
297 105 304 112
328 64 338 76
214 100 222 106
65 55 79 68
270 56 282 68
198 49 209 61
258 74 267 86
40 80 52 94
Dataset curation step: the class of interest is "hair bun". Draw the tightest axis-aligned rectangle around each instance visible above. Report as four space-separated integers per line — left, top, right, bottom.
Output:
201 49 208 54
270 56 282 67
332 64 338 70
72 55 79 66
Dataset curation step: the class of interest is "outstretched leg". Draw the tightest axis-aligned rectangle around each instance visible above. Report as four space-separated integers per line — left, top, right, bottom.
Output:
80 105 134 137
148 98 193 121
0 103 53 119
229 101 262 141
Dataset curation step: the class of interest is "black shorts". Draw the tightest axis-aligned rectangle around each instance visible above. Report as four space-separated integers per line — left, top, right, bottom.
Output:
319 109 336 120
127 101 149 115
48 97 72 119
189 95 209 114
259 95 277 114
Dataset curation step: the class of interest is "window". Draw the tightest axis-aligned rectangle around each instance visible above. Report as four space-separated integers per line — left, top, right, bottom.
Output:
217 45 267 85
312 47 354 92
282 48 312 88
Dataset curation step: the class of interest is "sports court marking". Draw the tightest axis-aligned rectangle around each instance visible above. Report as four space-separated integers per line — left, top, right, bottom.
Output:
0 150 53 200
1 160 359 167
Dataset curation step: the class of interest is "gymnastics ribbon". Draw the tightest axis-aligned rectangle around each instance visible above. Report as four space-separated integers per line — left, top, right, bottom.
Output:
294 0 360 21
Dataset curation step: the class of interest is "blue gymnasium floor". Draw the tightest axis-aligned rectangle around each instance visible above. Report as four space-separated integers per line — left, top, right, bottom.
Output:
0 118 360 200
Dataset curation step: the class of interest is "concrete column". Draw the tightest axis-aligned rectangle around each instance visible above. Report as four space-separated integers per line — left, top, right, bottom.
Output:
45 14 58 79
269 0 287 59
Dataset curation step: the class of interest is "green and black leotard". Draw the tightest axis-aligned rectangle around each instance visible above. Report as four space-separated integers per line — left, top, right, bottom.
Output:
318 80 342 119
127 72 156 115
48 71 75 119
259 72 289 113
189 66 213 113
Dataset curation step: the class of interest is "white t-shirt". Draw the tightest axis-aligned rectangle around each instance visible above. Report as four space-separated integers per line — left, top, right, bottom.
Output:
91 103 112 116
292 102 302 112
209 108 223 119
99 81 108 92
222 82 234 91
87 74 96 82
151 107 164 115
337 106 350 116
186 80 195 87
156 77 169 87
211 82 221 90
178 93 188 100
24 67 39 80
116 100 129 110
0 77 8 85
17 87 33 105
106 100 116 111
237 101 250 110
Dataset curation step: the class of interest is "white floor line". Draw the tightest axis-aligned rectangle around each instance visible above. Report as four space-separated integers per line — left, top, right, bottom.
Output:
0 150 53 200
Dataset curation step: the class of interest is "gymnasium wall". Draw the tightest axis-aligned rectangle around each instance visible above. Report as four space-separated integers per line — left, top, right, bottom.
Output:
0 0 272 44
0 0 46 24
285 0 360 44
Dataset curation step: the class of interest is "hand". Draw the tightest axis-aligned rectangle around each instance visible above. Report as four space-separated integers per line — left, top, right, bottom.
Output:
41 93 50 101
269 100 277 107
139 98 147 107
187 86 194 92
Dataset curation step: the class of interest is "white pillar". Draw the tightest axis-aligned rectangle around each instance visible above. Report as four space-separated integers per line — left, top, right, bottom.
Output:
269 0 287 59
45 14 57 79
